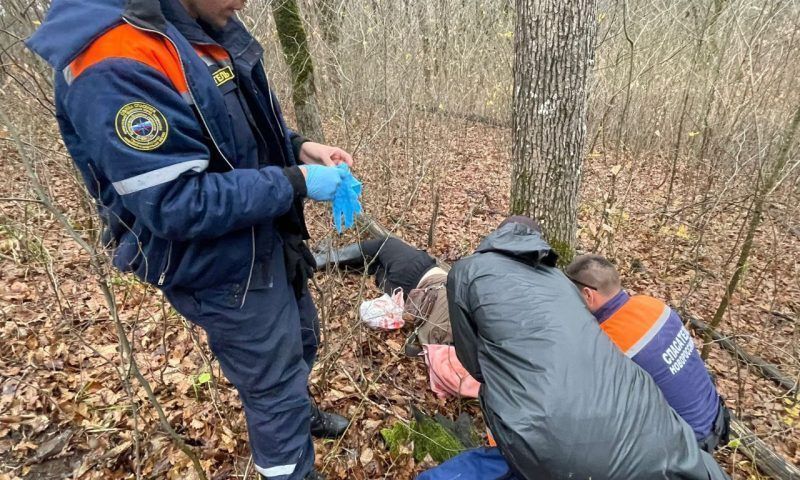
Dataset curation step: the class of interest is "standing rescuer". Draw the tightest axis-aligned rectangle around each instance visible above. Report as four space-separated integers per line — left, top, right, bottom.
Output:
27 0 351 478
565 254 731 452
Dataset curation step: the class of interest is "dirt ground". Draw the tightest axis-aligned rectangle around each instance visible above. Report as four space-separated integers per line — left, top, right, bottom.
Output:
1 113 798 479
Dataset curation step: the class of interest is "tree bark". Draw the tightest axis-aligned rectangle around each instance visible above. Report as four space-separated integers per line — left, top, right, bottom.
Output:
511 0 597 263
272 0 326 142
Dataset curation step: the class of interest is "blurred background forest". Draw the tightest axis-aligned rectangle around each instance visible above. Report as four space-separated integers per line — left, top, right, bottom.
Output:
1 0 799 478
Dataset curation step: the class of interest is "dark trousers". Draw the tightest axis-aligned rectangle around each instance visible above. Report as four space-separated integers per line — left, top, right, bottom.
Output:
357 237 437 296
698 398 731 453
164 242 318 480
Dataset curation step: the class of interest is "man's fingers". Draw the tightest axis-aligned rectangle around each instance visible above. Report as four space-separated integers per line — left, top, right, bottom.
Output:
333 149 354 167
340 150 354 166
314 151 335 166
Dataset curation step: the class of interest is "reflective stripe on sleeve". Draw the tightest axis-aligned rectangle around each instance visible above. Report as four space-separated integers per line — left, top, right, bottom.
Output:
112 159 208 195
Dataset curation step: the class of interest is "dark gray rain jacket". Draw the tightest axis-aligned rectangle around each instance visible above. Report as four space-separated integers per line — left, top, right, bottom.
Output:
447 223 729 480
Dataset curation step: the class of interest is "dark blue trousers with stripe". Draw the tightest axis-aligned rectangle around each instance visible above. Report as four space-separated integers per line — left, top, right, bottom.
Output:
165 239 318 480
417 448 519 480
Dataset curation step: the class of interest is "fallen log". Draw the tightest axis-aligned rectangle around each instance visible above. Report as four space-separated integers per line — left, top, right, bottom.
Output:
357 215 800 479
362 214 391 239
686 316 798 393
729 417 800 480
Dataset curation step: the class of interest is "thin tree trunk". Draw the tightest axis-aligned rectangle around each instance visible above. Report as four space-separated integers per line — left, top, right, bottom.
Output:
428 190 440 249
663 1 722 217
273 0 326 142
510 0 597 262
418 2 433 95
702 104 800 359
314 0 341 48
313 0 342 88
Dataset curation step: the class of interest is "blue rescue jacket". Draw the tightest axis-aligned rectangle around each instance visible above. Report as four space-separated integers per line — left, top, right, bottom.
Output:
594 291 722 439
27 0 309 291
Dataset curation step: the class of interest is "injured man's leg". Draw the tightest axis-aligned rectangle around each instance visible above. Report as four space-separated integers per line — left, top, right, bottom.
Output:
313 236 438 296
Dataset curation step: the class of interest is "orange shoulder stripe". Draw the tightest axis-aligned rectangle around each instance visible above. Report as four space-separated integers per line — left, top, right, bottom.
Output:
66 24 188 94
600 295 668 354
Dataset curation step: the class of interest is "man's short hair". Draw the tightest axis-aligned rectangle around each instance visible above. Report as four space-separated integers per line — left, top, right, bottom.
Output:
565 254 621 296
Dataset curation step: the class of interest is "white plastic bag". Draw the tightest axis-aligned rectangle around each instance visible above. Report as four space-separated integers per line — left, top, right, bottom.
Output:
359 288 405 330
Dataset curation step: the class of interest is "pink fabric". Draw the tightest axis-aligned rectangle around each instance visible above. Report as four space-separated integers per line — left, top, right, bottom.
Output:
422 344 481 399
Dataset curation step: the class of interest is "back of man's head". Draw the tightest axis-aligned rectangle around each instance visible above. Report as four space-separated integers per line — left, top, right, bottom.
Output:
565 255 622 310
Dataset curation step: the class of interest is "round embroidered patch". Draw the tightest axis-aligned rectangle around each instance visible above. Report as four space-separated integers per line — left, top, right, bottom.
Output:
115 102 169 151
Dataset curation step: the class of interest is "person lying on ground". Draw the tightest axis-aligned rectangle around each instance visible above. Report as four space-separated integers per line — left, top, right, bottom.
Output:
314 237 479 398
565 254 731 452
314 236 452 349
432 216 729 480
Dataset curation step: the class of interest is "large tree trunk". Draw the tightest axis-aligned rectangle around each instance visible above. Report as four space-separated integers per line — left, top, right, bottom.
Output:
272 0 326 142
510 0 597 262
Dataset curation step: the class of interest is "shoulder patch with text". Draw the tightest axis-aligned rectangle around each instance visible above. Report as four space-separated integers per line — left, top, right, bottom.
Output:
212 66 235 87
114 102 169 151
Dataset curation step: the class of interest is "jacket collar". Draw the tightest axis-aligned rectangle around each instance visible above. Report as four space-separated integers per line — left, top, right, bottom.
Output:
594 290 630 324
158 0 215 44
158 0 258 58
123 0 168 32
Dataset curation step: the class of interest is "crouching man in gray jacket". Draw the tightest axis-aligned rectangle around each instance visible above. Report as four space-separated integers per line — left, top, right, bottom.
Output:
445 216 729 480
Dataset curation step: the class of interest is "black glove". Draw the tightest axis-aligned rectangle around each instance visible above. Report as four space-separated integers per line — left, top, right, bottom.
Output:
282 231 316 299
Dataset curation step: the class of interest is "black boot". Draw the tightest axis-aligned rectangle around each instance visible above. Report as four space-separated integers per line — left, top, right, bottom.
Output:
312 241 373 272
310 402 349 438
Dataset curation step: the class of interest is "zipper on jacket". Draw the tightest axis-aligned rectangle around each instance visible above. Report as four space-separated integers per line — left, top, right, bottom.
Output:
124 18 257 303
158 240 173 286
260 67 285 140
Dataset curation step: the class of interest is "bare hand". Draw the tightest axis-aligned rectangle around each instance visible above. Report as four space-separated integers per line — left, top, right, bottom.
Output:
298 141 354 167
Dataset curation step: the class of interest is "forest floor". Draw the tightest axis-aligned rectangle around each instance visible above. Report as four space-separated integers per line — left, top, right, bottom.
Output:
0 112 798 479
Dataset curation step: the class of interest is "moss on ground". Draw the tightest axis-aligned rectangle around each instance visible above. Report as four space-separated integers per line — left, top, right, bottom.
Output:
381 417 465 463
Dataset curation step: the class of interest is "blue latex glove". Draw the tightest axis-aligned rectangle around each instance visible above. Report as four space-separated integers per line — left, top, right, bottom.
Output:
332 164 363 233
300 165 345 202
